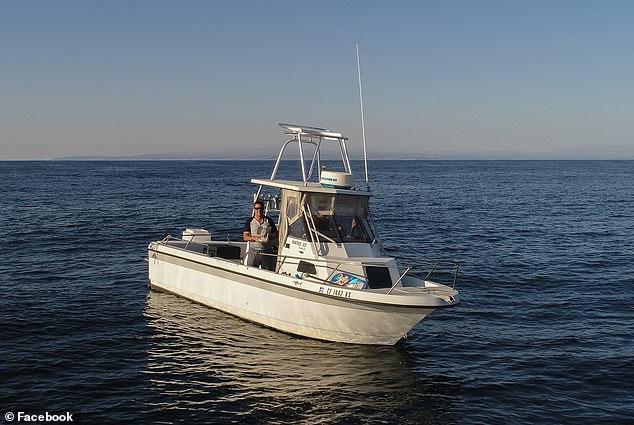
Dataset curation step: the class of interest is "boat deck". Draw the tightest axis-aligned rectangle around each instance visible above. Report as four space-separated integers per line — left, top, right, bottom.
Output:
162 239 247 264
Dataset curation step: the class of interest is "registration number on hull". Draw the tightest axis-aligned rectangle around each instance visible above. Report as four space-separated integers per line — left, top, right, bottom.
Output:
319 286 351 299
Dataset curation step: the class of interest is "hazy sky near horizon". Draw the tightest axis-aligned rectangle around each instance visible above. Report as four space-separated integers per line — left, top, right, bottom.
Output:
2 1 633 159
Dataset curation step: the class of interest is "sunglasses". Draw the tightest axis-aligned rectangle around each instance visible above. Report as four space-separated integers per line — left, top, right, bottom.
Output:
253 207 262 210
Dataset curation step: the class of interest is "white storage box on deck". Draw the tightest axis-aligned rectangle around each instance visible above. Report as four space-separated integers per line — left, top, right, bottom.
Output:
182 228 212 242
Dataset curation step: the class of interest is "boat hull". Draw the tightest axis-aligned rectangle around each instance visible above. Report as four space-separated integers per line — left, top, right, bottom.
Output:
148 244 442 345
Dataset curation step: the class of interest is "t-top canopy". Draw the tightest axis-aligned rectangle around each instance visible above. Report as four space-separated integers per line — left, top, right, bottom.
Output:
279 123 347 141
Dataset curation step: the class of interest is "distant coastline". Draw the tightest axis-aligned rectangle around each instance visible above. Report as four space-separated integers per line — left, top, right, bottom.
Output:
49 144 634 161
2 144 632 161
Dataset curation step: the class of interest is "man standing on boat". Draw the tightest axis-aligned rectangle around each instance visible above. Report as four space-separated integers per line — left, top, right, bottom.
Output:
243 200 278 271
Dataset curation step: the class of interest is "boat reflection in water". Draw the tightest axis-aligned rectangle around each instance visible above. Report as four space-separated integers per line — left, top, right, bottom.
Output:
142 291 461 423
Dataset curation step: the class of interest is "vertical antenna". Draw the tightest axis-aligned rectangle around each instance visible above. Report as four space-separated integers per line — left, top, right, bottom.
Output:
356 43 370 192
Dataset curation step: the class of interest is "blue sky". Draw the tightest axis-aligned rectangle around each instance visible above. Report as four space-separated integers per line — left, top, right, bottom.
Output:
2 1 633 159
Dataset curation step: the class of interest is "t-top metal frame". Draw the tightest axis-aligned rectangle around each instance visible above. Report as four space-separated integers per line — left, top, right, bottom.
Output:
271 123 354 186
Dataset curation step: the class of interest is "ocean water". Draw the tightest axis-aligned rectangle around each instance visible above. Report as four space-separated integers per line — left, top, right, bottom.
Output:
1 160 632 424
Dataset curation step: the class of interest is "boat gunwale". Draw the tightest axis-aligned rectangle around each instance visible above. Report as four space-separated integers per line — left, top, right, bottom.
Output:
148 242 459 309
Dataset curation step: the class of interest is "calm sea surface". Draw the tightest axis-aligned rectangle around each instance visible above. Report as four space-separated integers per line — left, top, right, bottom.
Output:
1 160 632 424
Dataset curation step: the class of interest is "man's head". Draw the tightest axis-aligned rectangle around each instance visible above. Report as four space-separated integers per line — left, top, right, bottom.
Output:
253 200 264 215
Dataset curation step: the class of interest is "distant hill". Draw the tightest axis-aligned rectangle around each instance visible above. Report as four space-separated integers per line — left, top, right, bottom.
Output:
52 144 634 160
540 145 634 160
362 144 634 160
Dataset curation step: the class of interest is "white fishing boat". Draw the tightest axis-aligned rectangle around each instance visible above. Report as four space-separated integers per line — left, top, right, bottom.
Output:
147 123 460 345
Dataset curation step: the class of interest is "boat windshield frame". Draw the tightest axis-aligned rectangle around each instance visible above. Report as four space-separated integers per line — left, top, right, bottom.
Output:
311 214 375 244
284 191 375 245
